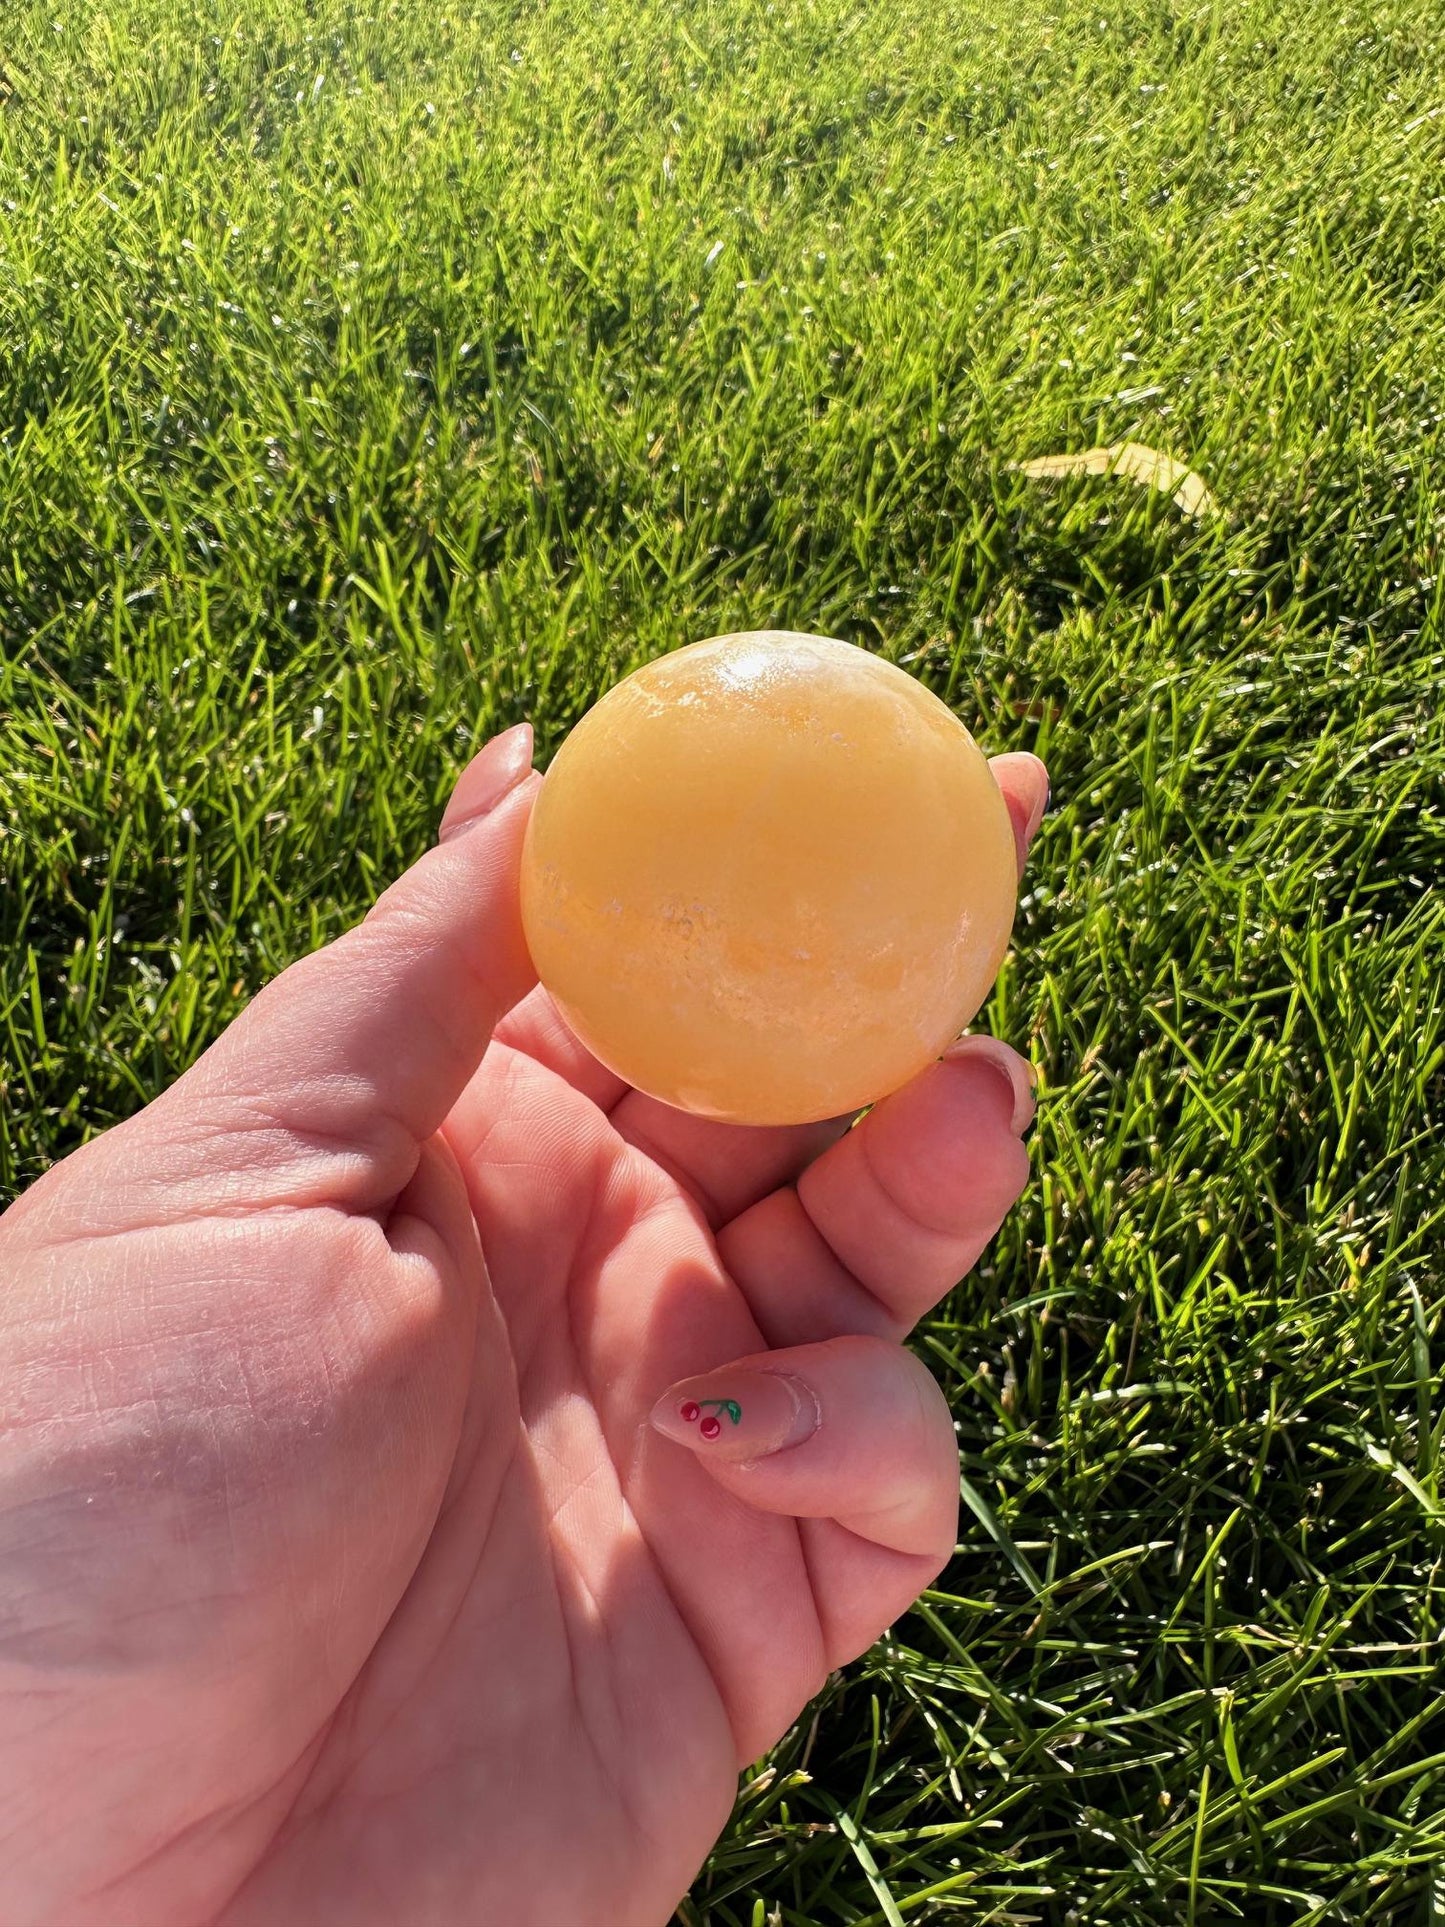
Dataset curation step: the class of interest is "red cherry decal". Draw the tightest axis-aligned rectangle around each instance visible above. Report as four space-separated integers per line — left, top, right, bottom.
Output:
699 1415 722 1440
679 1401 701 1423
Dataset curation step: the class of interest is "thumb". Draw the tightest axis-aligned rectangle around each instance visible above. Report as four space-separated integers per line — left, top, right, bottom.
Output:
647 1332 958 1562
648 1334 960 1670
176 724 541 1183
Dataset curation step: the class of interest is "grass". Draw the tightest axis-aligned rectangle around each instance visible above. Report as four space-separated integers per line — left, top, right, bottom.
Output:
3 0 1444 1917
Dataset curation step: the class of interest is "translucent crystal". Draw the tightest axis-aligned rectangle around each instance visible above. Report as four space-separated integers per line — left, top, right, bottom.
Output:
520 631 1017 1126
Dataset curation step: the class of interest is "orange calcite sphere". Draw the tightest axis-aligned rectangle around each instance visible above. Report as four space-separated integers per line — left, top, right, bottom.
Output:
519 631 1017 1126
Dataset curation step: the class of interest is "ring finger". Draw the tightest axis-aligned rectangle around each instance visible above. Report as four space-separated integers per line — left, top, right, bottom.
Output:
715 1034 1036 1349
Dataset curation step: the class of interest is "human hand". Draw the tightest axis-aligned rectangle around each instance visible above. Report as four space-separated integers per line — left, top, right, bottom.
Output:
0 723 1048 1927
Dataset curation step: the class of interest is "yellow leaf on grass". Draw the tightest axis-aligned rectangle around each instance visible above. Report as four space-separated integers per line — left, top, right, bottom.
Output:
1014 442 1218 518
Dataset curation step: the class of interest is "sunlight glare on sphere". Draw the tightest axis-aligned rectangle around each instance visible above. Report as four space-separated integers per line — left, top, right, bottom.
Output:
519 630 1018 1126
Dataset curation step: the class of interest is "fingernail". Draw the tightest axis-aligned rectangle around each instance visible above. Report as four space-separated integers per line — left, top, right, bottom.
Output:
1023 765 1050 849
940 1035 1037 1135
438 723 535 843
648 1367 820 1464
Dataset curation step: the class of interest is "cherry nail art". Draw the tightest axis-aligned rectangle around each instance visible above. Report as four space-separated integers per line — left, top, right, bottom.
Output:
679 1396 742 1442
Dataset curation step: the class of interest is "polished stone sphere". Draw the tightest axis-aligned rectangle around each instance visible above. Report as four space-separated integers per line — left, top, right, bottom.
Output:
519 630 1017 1125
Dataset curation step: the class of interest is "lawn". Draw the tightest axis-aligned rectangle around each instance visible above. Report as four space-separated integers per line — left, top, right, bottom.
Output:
3 0 1444 1918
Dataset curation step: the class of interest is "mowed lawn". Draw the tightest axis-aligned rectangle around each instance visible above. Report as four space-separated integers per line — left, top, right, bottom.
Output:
3 0 1445 1918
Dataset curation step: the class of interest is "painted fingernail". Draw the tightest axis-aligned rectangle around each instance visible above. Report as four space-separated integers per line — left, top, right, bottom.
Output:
438 723 535 843
940 1035 1037 1136
648 1367 820 1463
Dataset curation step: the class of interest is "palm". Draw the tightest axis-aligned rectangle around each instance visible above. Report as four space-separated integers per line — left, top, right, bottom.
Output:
0 736 1044 1927
226 997 934 1925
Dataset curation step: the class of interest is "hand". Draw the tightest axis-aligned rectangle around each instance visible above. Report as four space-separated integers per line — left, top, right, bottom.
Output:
0 725 1048 1927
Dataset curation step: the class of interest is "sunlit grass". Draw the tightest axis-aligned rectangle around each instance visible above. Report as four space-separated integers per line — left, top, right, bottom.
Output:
3 0 1444 1918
